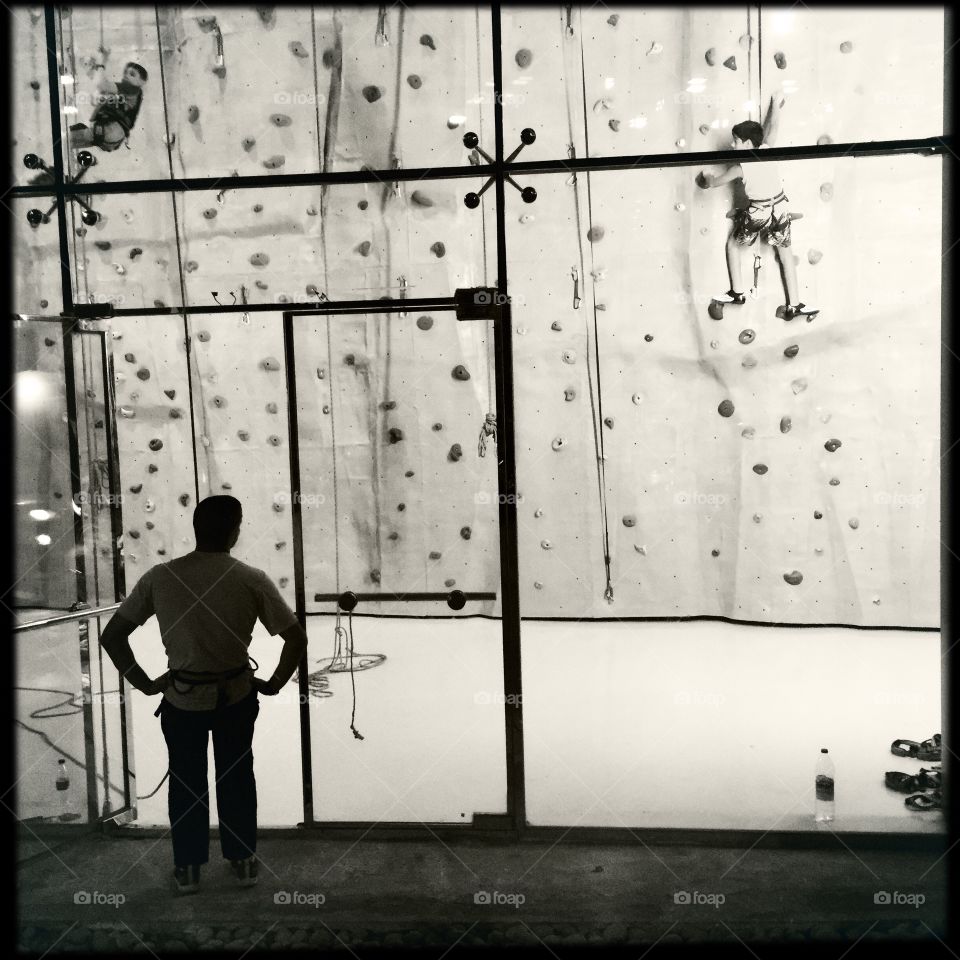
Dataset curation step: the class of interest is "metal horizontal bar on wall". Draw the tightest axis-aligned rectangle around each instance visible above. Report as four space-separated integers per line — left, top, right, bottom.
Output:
98 297 461 319
10 136 947 199
313 592 497 603
14 603 120 632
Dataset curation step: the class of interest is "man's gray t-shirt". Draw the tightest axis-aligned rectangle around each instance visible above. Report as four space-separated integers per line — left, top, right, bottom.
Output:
117 551 299 710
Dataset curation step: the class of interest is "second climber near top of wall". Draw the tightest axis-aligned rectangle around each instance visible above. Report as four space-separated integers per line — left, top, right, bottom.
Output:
696 92 819 323
69 61 148 153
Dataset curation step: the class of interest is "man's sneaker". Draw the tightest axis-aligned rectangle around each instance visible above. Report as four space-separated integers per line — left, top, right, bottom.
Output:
173 864 200 895
230 855 258 887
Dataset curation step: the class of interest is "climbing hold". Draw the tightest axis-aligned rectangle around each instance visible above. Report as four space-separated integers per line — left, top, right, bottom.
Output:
370 569 382 584
432 423 443 431
723 55 737 70
447 117 462 130
791 378 808 395
430 241 446 258
94 240 112 251
587 225 604 242
774 51 787 69
185 260 199 272
784 344 800 358
718 399 735 418
631 393 643 405
607 13 619 25
515 48 533 68
551 321 563 331
784 570 803 586
124 352 136 363
127 530 140 539
807 248 823 266
381 400 397 411
270 114 292 127
739 329 755 345
272 501 284 512
820 182 834 201
608 119 621 133
848 517 859 529
534 509 543 518
622 515 637 528
416 315 433 331
410 190 433 206
268 435 282 446
753 464 768 475
130 483 143 494
362 85 382 103
814 511 823 519
388 427 403 443
711 549 720 557
144 499 156 513
564 388 576 401
187 104 200 123
344 354 355 366
242 137 256 152
742 355 757 368
647 41 663 56
699 124 710 135
705 48 717 66
741 427 755 439
148 439 163 451
540 540 552 550
163 389 176 400
551 437 565 451
817 134 833 146
429 551 442 560
562 350 577 364
288 40 309 58
147 464 158 473
357 240 371 257
357 199 368 210
675 140 685 151
119 405 135 419
444 579 456 588
178 493 190 508
603 417 614 429
196 330 211 342
262 155 285 169
460 526 472 540
739 32 753 50
255 280 268 289
407 74 422 89
709 340 720 349
203 208 218 220
260 356 281 372
212 396 227 409
644 333 654 342
306 205 317 216
250 252 270 266
449 444 463 462
169 408 183 419
824 439 842 452
839 41 853 53
420 33 435 50
452 365 471 381
780 416 792 433
137 367 151 381
753 513 762 523
129 247 142 260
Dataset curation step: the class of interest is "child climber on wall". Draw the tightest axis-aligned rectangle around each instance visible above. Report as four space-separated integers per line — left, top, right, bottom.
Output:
697 93 818 322
69 62 148 152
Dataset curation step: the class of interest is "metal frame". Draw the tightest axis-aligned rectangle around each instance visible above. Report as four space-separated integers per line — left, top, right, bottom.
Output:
9 4 950 847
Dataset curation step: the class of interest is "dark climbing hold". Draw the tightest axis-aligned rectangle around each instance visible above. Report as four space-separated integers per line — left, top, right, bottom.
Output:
718 399 735 418
358 240 371 257
603 417 614 429
711 549 720 557
321 48 340 68
250 252 270 266
784 344 800 358
452 365 471 381
148 439 163 451
260 356 281 371
388 532 399 540
362 85 382 103
381 400 397 411
587 225 604 242
212 396 227 408
410 189 433 206
824 439 842 452
623 515 637 528
242 136 256 152
449 444 463 462
407 74 422 89
94 240 112 251
358 200 369 210
129 484 143 494
179 493 190 507
644 334 654 342
774 51 787 69
397 503 405 512
270 113 292 127
780 416 792 433
723 55 737 70
429 551 442 560
416 315 433 331
129 247 142 259
128 530 140 539
460 526 472 540
404 470 414 477
705 48 717 66
148 464 158 473
163 389 176 400
753 463 768 475
564 387 576 401
187 105 200 123
145 520 155 530
607 13 619 25
268 435 282 447
344 353 355 366
237 430 249 441
814 511 823 519
829 477 840 486
196 330 211 342
169 408 183 419
137 367 150 381
739 329 755 344
430 241 446 258
784 570 803 585
30 79 40 90
370 569 382 584
388 427 404 444
515 48 533 69
203 208 218 219
420 34 435 50
262 155 285 169
432 423 443 431
124 352 136 363
288 40 309 58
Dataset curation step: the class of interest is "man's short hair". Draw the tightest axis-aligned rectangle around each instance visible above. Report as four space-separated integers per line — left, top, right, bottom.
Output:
125 62 148 82
732 120 763 149
193 495 242 547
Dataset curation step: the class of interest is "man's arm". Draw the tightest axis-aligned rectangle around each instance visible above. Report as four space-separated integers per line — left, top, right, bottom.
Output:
265 621 309 694
698 164 742 188
762 93 785 147
100 613 158 694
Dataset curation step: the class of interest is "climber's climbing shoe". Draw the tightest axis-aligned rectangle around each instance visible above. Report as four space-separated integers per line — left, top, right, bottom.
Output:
891 738 921 758
919 767 942 790
891 734 941 761
778 302 819 322
905 790 941 811
708 290 746 321
885 771 924 793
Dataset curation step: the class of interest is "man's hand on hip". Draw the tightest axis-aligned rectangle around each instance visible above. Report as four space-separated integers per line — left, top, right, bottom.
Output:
253 676 279 696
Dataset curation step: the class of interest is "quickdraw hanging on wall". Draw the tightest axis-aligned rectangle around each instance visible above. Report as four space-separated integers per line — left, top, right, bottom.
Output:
478 412 497 457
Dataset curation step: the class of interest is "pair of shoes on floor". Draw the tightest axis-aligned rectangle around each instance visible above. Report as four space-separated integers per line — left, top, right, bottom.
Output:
230 855 258 887
891 733 941 762
885 768 941 793
173 864 201 895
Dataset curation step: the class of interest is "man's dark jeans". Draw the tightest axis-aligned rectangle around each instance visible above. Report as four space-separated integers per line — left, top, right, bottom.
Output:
158 687 259 867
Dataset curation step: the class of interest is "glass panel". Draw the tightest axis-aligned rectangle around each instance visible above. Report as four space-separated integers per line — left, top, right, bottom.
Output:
69 192 183 312
295 312 507 821
14 619 90 824
11 5 55 188
11 320 76 616
57 5 169 183
511 154 939 625
13 198 64 316
178 179 496 308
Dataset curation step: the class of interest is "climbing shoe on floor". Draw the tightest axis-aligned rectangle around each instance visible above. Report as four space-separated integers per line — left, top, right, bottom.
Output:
891 734 941 761
230 855 258 887
905 789 942 811
173 864 200 895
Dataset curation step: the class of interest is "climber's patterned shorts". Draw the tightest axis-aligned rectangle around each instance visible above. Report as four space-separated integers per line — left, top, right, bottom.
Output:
732 192 792 248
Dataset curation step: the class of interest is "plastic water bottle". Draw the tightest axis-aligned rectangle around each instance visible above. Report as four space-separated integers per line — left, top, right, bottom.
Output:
55 759 71 821
815 748 835 822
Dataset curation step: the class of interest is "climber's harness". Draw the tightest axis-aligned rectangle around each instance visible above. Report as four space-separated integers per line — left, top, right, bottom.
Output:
154 659 258 715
